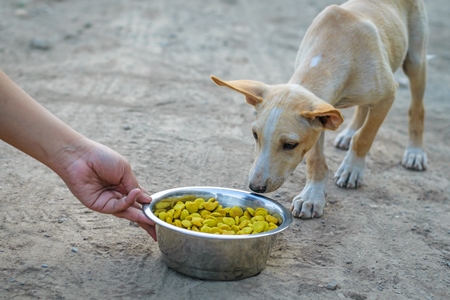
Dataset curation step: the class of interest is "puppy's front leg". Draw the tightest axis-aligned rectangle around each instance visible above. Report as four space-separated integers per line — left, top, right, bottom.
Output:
291 132 327 218
335 95 395 188
334 106 369 150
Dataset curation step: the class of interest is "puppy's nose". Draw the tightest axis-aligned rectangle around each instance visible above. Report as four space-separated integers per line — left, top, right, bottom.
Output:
249 183 267 193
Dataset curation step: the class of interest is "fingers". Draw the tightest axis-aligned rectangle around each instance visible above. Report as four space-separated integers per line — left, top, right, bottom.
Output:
138 185 151 197
110 188 151 210
98 188 157 239
135 187 152 204
113 189 156 237
110 188 141 212
113 193 155 225
137 222 157 241
113 202 157 239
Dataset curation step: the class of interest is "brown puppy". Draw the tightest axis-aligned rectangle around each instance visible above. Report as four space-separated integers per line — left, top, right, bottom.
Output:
211 0 428 218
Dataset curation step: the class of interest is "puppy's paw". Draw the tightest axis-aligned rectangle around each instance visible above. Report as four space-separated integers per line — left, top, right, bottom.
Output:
290 180 326 219
290 198 325 219
334 128 355 150
334 150 365 188
402 147 427 171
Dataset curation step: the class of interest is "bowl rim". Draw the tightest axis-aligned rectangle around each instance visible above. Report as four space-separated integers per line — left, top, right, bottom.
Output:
143 186 292 240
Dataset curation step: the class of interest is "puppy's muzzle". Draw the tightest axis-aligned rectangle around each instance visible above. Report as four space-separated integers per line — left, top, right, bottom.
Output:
249 183 267 193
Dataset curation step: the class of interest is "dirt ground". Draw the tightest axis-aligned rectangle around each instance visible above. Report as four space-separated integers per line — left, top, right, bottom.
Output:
1 0 449 299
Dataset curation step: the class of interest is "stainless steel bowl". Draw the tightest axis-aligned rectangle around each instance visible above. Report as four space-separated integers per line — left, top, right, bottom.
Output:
143 186 292 281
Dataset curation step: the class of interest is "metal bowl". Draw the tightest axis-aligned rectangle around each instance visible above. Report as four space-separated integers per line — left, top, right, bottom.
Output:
143 186 292 281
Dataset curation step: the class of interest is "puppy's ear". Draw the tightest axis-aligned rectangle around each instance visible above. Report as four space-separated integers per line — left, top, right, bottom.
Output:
210 75 267 106
300 104 344 130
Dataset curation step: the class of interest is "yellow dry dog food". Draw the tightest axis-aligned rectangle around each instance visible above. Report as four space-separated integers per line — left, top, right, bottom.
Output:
153 195 280 235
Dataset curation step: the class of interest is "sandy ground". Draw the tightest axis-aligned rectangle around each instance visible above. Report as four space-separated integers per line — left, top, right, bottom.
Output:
1 0 449 299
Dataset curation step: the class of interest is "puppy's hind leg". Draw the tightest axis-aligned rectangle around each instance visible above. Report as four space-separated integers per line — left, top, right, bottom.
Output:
401 3 428 171
334 106 369 150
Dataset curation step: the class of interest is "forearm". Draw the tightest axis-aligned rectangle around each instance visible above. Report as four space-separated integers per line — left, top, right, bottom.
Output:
0 70 88 174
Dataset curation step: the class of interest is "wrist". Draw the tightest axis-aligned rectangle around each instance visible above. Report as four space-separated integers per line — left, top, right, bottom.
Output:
47 135 94 179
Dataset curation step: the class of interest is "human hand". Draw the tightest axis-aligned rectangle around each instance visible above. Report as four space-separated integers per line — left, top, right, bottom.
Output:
53 139 157 241
0 70 156 240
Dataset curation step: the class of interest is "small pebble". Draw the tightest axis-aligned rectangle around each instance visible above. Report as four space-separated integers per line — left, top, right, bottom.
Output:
64 32 76 40
15 8 29 17
58 217 67 223
30 38 51 50
16 0 29 8
71 247 78 253
41 264 48 268
326 281 338 290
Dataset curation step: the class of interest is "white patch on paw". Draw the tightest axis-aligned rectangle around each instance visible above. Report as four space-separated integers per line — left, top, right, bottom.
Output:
402 147 427 171
290 179 326 219
334 128 355 150
334 150 365 188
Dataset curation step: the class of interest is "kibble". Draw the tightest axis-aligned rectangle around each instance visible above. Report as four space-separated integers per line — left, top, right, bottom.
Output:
153 196 280 235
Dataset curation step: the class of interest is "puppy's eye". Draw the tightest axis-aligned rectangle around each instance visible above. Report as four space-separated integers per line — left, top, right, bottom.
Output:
283 142 298 150
252 131 258 141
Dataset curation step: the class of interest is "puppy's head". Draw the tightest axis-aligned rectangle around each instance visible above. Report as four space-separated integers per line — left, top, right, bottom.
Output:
211 75 343 193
